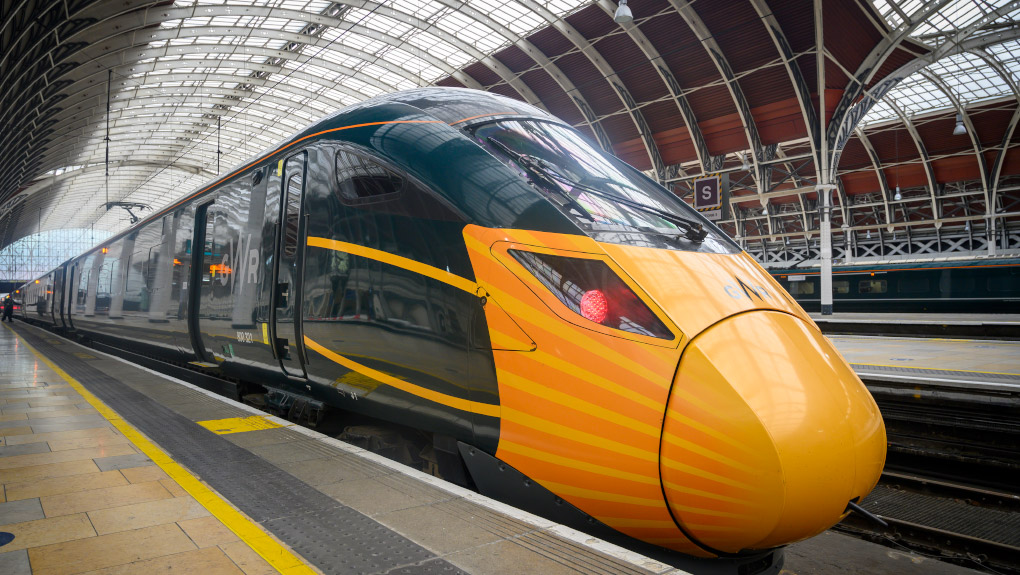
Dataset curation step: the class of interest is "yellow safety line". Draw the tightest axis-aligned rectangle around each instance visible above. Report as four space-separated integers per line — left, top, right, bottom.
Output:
306 236 478 294
304 335 500 418
4 324 316 575
851 361 1019 377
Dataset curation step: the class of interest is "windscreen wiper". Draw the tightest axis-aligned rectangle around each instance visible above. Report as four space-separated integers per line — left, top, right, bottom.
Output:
528 157 707 242
486 137 594 222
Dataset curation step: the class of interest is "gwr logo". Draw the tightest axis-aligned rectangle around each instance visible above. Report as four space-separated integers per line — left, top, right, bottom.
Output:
723 276 774 302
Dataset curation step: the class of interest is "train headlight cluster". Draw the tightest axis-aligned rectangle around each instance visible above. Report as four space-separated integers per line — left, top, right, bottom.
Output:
509 249 671 339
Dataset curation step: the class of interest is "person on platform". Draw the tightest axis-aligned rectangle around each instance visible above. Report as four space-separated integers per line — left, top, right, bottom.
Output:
2 296 14 322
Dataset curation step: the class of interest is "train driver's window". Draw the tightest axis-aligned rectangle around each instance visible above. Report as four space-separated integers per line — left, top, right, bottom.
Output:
858 279 887 294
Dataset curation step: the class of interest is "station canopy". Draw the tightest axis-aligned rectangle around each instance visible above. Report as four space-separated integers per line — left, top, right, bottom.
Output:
1 0 1019 264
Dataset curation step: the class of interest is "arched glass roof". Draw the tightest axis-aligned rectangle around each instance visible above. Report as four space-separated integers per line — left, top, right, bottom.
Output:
2 0 1019 261
17 0 594 243
862 1 1020 125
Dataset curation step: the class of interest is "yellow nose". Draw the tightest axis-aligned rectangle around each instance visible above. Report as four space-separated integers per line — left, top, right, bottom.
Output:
659 311 886 553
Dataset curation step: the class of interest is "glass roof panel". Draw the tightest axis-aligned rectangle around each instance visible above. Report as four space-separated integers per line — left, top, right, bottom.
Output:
18 0 608 241
861 1 1017 126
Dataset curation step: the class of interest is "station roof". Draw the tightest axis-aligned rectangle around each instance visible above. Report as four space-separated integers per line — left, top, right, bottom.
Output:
2 0 1018 251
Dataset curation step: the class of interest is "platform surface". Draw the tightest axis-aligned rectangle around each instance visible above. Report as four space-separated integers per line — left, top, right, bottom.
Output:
828 334 1020 389
0 322 985 575
809 312 1020 326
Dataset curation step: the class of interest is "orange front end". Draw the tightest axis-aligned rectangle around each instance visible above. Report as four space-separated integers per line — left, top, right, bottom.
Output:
463 225 886 556
660 311 886 553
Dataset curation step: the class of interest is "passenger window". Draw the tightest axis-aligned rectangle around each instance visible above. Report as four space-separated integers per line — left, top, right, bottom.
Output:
833 280 850 294
284 172 302 258
787 281 815 295
858 279 887 294
897 277 929 294
987 275 1019 293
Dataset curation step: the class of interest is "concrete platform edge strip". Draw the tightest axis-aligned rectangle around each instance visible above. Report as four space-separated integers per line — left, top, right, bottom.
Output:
46 326 687 575
2 323 318 575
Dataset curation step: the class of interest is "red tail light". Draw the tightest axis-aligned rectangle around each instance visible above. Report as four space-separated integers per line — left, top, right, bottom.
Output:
510 250 673 340
580 289 608 323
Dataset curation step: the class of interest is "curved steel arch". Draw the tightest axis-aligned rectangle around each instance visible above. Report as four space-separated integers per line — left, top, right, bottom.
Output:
340 0 544 106
970 47 1020 220
918 70 988 208
512 0 665 176
887 96 939 221
670 0 772 233
853 127 894 228
594 0 720 177
424 0 613 152
828 3 1020 180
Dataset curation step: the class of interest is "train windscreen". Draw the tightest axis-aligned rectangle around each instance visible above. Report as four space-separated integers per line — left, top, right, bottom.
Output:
470 119 738 254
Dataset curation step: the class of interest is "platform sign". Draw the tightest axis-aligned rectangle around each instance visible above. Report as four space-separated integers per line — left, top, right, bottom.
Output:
693 175 722 221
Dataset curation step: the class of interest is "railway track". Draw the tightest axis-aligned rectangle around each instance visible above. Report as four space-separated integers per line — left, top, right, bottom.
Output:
838 471 1020 574
843 378 1020 573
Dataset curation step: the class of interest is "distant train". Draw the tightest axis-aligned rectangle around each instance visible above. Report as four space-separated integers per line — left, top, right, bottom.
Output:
769 258 1020 312
15 87 886 572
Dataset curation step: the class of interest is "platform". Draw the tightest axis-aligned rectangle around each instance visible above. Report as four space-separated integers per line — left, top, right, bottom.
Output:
0 322 983 575
828 334 1020 390
810 312 1020 339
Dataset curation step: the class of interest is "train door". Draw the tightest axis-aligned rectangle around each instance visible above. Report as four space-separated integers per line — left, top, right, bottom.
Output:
65 263 77 330
272 152 308 378
54 267 65 327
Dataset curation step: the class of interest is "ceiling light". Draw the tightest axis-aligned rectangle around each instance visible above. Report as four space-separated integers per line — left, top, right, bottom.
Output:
740 153 750 170
866 230 871 240
893 186 901 201
953 112 966 136
965 220 971 231
614 0 633 23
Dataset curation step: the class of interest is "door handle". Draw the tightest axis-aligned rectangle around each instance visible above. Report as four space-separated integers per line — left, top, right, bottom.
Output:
276 282 289 307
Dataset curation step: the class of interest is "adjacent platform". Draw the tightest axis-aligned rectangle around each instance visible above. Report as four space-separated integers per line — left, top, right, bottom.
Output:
810 312 1020 340
0 322 985 574
828 333 1020 391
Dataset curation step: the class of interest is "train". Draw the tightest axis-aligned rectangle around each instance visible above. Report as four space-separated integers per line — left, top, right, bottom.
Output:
14 87 886 572
769 258 1020 313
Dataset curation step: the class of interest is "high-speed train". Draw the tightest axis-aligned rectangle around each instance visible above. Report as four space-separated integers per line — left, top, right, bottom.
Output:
16 88 886 569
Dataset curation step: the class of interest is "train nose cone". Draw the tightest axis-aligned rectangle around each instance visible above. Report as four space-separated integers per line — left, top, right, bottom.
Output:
660 311 885 553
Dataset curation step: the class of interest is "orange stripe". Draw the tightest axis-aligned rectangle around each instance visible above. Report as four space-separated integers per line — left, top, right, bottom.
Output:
306 236 477 294
303 335 499 418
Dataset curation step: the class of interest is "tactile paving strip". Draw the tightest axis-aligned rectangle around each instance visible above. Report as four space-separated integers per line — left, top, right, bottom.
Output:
19 328 468 575
852 362 1020 382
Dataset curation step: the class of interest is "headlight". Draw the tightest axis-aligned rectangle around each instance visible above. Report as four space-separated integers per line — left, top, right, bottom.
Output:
510 250 673 340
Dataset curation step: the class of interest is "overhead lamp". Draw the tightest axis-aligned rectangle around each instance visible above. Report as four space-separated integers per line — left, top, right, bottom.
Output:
741 153 750 170
893 186 902 201
953 112 966 136
613 0 633 23
784 236 790 245
965 220 971 231
866 229 871 240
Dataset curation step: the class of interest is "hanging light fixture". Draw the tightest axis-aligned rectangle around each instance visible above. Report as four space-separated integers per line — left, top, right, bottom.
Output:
866 229 872 240
614 0 633 23
894 186 902 201
953 112 966 136
741 153 750 170
965 220 971 231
